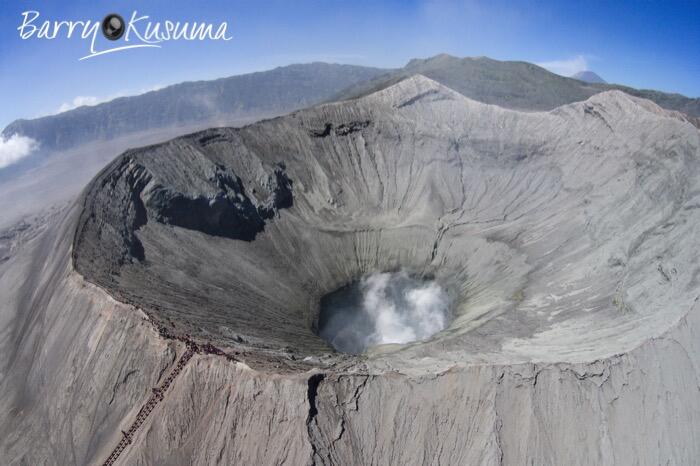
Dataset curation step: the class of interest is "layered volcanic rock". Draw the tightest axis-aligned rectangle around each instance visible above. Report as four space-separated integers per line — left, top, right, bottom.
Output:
2 75 700 465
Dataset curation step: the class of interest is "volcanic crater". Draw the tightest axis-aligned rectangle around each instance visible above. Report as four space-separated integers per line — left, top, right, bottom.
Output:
72 75 700 374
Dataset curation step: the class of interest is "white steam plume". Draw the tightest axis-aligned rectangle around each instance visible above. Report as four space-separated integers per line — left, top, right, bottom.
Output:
319 271 450 353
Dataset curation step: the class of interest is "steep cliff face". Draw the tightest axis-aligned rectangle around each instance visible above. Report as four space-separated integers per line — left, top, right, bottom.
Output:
2 76 700 465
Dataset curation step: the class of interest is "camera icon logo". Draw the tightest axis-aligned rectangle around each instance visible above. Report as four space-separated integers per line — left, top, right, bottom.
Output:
101 13 125 41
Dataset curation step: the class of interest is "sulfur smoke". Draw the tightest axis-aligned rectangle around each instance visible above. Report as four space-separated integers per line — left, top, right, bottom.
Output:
318 271 451 354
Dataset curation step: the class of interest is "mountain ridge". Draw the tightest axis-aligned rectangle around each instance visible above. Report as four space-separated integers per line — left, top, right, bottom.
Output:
4 54 699 155
334 54 700 120
1 62 389 151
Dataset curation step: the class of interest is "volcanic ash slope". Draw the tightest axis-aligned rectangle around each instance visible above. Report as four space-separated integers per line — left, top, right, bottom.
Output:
2 75 700 465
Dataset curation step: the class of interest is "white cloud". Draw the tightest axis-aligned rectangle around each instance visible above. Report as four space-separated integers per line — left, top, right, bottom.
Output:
536 55 589 77
146 84 165 92
0 134 39 169
57 95 108 113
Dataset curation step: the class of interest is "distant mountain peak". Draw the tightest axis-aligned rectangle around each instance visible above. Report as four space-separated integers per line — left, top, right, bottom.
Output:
571 70 607 84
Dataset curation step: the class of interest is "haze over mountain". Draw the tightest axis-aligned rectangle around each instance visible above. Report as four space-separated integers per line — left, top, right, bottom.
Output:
1 63 388 152
2 75 700 465
571 70 607 84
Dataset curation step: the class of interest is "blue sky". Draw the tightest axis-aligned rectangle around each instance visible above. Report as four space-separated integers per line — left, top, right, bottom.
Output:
0 0 698 129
